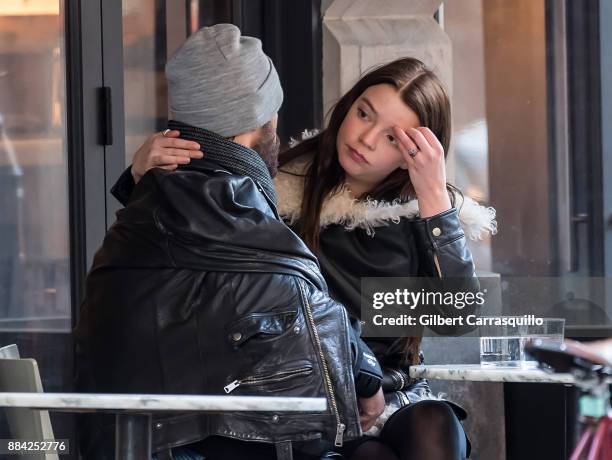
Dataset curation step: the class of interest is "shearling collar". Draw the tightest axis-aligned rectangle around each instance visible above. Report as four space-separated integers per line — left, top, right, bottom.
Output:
274 151 498 240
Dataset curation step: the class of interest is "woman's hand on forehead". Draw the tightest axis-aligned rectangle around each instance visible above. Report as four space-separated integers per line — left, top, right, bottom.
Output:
393 126 451 218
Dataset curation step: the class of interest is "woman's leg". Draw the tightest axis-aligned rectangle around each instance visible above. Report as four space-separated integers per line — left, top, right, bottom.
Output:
380 400 468 460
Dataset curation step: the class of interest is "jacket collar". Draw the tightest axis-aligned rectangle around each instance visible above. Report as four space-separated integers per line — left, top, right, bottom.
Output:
274 154 498 240
168 120 278 205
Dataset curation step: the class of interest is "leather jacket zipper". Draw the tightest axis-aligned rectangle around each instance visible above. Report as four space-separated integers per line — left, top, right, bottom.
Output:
432 234 463 278
297 281 346 447
224 366 313 394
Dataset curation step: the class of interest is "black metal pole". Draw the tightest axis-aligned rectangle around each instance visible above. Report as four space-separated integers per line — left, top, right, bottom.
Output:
115 413 152 459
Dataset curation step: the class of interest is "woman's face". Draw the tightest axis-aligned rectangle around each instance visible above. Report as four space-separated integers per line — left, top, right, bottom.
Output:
336 83 420 195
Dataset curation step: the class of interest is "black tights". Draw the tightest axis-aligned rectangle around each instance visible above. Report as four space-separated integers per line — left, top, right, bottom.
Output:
343 400 469 460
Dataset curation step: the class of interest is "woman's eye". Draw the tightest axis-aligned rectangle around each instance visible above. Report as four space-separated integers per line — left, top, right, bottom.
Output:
357 108 368 119
387 134 397 146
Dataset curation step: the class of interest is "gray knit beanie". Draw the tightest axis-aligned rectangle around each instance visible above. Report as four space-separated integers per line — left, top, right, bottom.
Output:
166 24 283 138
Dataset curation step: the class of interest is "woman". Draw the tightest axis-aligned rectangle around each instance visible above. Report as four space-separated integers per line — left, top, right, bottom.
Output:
114 58 497 460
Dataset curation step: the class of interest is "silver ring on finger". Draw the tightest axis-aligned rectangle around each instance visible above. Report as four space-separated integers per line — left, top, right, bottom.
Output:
162 129 171 137
408 148 419 158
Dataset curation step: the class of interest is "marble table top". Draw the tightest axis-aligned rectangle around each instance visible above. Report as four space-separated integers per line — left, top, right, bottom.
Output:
409 364 612 384
0 393 327 413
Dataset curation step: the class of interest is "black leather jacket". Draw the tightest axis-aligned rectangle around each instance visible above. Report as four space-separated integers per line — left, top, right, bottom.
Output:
75 129 365 457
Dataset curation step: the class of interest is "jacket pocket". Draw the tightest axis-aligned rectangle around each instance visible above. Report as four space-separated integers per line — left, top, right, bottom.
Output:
224 362 314 394
225 309 300 348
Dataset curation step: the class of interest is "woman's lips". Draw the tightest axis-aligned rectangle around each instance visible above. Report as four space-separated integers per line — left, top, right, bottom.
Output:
348 146 368 164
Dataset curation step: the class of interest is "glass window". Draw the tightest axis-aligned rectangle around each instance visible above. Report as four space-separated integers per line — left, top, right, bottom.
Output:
123 0 188 166
0 0 73 444
0 0 70 333
445 0 611 333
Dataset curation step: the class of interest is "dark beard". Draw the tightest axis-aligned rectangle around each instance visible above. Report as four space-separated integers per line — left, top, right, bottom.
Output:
252 121 281 177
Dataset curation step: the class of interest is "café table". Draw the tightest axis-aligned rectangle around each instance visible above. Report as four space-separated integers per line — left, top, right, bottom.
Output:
408 363 612 384
0 393 327 459
409 364 612 459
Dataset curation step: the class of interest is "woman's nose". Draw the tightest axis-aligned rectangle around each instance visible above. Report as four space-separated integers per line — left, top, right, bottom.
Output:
359 127 377 150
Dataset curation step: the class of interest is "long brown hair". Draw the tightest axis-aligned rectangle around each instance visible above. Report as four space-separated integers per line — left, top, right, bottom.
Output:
279 58 459 365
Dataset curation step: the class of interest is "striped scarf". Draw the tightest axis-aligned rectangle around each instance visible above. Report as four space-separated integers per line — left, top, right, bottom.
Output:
167 120 278 205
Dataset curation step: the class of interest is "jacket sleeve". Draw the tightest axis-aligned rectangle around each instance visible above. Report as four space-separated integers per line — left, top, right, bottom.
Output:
378 346 467 420
384 365 433 406
349 317 383 398
368 338 434 407
409 207 480 336
110 167 136 206
361 335 459 420
410 207 476 278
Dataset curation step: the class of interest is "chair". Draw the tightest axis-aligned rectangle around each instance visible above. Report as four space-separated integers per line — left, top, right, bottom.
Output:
0 344 57 460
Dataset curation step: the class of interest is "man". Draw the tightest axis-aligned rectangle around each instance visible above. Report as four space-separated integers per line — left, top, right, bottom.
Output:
75 24 382 459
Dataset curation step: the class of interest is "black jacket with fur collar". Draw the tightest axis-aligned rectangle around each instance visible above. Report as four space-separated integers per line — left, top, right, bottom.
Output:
274 151 497 431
